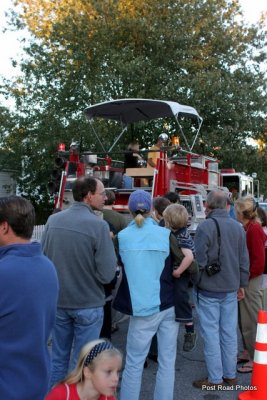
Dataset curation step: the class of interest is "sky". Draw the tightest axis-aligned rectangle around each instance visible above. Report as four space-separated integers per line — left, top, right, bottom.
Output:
0 0 266 80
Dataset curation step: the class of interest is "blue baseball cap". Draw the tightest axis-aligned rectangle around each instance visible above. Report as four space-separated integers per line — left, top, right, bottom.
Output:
128 190 152 213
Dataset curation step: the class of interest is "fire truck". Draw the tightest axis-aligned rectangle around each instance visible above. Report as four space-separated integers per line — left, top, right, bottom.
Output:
49 99 235 230
220 169 259 200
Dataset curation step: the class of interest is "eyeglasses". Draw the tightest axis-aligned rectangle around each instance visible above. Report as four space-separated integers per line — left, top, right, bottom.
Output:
94 190 106 197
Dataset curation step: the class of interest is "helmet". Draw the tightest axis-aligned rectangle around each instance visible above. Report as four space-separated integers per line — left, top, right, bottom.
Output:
158 133 168 142
70 141 79 149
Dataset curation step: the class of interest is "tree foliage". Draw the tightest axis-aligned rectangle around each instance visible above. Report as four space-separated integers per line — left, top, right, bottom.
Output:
0 0 266 213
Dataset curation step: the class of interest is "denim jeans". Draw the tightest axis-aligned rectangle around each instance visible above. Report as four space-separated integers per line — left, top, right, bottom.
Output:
122 175 133 189
174 273 193 322
119 307 179 400
49 306 103 388
193 290 238 383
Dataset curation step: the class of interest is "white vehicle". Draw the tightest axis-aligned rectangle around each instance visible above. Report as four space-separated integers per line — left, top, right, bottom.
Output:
220 169 259 200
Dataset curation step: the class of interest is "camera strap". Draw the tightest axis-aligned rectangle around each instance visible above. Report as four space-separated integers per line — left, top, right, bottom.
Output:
196 217 221 304
210 217 221 262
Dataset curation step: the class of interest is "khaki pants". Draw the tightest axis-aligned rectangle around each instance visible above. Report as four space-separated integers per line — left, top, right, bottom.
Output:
238 275 263 359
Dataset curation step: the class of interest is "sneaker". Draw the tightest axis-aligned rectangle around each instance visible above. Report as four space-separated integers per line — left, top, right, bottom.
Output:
183 332 197 352
192 378 224 390
223 377 237 385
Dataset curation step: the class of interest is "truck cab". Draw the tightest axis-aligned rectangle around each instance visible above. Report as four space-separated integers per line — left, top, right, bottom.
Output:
220 169 259 200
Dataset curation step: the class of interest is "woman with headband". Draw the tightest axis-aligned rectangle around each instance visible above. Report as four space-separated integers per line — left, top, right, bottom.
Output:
46 339 122 399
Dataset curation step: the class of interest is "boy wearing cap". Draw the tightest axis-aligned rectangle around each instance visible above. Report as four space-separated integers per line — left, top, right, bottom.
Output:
113 189 192 400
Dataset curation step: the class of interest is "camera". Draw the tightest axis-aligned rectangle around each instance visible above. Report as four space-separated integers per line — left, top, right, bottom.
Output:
205 263 221 277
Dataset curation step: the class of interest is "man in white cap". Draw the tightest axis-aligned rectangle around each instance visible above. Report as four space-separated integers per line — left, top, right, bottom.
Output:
147 133 168 169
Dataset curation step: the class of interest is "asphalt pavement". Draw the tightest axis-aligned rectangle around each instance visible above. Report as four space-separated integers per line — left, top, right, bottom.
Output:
111 295 255 400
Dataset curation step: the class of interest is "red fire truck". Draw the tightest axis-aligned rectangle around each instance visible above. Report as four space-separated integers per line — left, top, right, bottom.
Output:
49 99 232 229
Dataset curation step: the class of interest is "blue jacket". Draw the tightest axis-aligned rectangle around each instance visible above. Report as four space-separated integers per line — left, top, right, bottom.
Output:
113 217 174 316
0 242 58 400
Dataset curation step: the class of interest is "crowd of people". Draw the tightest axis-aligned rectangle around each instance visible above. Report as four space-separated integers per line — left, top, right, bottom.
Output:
0 175 266 399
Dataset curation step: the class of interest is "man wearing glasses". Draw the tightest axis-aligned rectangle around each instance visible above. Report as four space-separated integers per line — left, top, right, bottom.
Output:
42 176 117 388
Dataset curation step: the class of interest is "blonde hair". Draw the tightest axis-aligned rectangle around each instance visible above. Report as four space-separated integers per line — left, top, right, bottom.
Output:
163 204 188 230
235 195 257 221
61 339 122 385
131 211 150 227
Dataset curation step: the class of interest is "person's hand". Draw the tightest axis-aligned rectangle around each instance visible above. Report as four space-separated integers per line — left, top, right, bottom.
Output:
133 153 143 160
237 288 245 301
172 268 181 278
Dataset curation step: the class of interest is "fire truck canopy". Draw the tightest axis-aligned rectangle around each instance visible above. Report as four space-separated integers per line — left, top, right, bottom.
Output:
84 98 202 124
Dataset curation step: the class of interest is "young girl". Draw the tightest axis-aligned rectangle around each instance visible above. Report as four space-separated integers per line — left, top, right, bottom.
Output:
163 203 198 352
46 339 122 400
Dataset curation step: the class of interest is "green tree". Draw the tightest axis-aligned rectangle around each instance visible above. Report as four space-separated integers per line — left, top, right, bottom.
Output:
0 0 266 209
